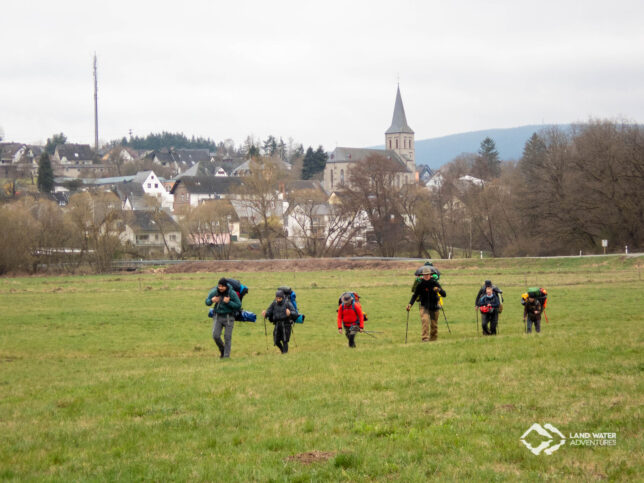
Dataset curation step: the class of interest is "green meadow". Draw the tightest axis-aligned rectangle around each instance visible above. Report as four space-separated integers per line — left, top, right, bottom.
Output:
0 256 642 481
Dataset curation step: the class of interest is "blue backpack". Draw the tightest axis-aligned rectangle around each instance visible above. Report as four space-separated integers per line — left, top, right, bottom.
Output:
278 286 305 323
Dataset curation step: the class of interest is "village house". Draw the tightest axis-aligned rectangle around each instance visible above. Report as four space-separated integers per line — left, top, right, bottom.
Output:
52 144 109 178
185 199 241 249
119 210 182 256
170 176 242 212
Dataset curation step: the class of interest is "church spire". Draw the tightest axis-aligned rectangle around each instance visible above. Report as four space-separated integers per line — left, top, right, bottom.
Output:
386 85 414 135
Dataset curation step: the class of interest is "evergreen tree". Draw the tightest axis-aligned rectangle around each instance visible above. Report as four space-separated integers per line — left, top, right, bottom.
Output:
301 147 316 179
301 145 328 179
37 152 55 193
473 137 501 179
45 133 67 155
314 145 328 174
519 133 547 180
262 135 277 156
118 131 217 151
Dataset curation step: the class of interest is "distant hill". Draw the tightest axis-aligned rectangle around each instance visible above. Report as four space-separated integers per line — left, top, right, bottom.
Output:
374 124 567 170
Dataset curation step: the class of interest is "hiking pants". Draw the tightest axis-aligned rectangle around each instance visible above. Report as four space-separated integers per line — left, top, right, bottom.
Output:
344 325 359 348
273 320 292 353
527 315 541 333
481 311 498 335
212 313 234 358
420 307 439 341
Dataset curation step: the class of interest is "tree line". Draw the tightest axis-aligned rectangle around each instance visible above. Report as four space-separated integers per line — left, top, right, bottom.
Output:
1 119 641 274
338 120 643 258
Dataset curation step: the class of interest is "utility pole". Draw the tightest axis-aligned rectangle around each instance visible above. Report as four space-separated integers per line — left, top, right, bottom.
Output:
93 53 99 152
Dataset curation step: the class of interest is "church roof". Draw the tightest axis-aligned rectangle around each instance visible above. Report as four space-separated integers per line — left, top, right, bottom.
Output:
327 147 412 172
385 86 414 135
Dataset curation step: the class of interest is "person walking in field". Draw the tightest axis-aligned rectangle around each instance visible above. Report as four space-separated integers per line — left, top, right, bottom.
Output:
337 292 364 348
475 280 503 309
523 294 542 334
262 289 298 354
477 285 500 335
205 278 241 358
407 266 447 342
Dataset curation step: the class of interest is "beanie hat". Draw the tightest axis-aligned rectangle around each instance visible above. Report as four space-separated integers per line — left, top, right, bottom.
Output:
484 280 492 287
218 278 228 287
276 290 285 298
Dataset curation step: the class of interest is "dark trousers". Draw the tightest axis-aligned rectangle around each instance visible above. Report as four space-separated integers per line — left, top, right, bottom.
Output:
212 313 234 357
481 311 498 335
527 316 541 333
344 325 359 347
273 320 292 353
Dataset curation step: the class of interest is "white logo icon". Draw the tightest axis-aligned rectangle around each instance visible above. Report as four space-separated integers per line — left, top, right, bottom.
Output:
520 423 566 455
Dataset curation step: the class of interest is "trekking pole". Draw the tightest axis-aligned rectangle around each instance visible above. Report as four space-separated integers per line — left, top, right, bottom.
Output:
361 330 377 339
290 322 297 348
475 308 480 336
263 317 268 351
543 310 549 324
440 306 451 334
405 310 410 344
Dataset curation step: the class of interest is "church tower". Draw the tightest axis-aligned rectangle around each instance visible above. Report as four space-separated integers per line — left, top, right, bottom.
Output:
385 86 415 174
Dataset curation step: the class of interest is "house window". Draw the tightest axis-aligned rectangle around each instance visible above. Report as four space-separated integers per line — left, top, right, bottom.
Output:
154 183 158 188
330 170 334 188
154 234 159 241
147 183 151 188
137 234 149 242
340 169 344 185
169 234 177 241
404 139 407 149
389 139 391 149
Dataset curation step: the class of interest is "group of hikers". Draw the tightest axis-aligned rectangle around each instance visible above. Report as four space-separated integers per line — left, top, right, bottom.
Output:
205 264 548 359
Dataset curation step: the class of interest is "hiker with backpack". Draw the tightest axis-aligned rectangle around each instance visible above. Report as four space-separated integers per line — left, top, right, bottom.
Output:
475 280 503 309
523 294 543 334
407 266 447 342
278 286 305 324
205 278 242 358
262 289 298 354
477 285 501 335
337 292 364 348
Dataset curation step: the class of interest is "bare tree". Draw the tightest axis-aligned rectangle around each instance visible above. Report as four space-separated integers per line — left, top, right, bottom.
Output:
236 157 289 258
0 200 40 274
345 153 407 256
182 201 235 259
67 191 124 272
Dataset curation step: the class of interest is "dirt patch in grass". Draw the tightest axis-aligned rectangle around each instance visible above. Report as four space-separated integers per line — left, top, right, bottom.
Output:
285 451 336 465
498 404 517 411
164 259 422 273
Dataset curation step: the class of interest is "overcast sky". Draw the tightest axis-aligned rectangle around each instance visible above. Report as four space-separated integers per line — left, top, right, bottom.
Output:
1 0 643 151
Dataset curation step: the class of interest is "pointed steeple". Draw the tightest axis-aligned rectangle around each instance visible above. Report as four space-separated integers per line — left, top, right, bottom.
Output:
386 85 414 134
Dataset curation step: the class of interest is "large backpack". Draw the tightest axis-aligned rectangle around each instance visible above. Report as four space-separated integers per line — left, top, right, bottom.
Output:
527 287 548 309
278 286 297 311
224 278 249 302
277 286 305 323
412 265 441 293
338 292 368 322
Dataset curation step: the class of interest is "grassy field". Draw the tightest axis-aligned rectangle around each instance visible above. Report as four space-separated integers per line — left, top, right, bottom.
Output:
0 256 642 481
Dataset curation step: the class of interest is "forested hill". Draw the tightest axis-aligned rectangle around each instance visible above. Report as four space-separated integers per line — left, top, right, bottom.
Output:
375 124 567 170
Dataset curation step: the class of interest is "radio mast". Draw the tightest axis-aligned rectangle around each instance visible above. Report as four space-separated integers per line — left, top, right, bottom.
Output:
93 53 99 151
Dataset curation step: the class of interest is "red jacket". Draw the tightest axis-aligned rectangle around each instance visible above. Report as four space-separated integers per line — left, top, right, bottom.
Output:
337 302 364 329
